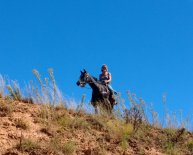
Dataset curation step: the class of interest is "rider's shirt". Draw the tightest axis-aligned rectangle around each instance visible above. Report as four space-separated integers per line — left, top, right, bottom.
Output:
99 72 111 84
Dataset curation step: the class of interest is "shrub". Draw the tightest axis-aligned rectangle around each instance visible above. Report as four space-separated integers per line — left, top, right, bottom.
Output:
125 91 147 132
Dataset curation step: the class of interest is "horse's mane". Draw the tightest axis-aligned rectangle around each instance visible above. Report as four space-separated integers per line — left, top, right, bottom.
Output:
85 72 103 85
91 76 98 81
90 76 104 85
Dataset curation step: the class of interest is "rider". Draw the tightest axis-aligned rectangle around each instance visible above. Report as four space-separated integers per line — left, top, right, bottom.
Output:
99 64 117 96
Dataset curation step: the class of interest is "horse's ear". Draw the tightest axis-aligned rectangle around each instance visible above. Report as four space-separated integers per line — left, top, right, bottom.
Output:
83 69 87 73
80 70 83 74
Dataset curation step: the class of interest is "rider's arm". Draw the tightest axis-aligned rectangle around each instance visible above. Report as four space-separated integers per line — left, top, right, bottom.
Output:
106 72 112 83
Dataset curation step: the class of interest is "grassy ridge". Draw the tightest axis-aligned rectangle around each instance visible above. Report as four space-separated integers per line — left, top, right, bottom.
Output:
0 69 193 154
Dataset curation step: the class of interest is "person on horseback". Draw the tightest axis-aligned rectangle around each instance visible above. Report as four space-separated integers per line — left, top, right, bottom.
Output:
99 64 117 98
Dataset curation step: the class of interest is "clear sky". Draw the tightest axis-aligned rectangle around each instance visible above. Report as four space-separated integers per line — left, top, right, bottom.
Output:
0 0 193 121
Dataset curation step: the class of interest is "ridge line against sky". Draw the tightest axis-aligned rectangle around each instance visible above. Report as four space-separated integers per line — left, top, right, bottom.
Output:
0 0 193 121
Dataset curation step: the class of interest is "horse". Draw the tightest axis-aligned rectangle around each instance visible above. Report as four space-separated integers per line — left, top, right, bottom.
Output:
76 69 116 114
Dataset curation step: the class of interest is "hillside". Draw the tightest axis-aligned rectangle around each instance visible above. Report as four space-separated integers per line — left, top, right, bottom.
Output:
0 96 193 155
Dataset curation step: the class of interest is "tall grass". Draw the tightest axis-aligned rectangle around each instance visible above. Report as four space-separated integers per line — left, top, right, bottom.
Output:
32 68 65 106
7 81 22 101
125 91 193 131
113 93 126 119
0 74 6 97
0 70 192 131
124 91 148 132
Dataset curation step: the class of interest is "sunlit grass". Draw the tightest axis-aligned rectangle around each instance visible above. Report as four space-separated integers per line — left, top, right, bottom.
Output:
0 69 192 131
0 74 6 97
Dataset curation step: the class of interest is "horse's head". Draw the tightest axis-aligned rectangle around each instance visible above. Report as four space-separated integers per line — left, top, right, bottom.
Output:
76 69 90 87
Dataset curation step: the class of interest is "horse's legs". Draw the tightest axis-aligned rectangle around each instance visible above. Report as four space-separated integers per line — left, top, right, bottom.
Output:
91 101 98 114
94 106 98 114
104 99 113 114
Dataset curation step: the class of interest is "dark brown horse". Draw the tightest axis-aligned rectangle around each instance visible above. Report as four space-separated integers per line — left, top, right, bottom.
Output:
76 70 116 114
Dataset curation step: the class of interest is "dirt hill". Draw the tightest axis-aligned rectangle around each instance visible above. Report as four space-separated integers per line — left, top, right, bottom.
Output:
0 96 193 155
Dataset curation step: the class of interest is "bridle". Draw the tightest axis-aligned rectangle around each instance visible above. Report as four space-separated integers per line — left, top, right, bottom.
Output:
77 72 108 92
78 73 93 87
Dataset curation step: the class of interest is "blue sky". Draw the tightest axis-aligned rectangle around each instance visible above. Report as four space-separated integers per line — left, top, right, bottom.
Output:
1 0 193 120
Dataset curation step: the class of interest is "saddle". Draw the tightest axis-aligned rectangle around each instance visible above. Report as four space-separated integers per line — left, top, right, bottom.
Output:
98 81 117 105
100 84 110 96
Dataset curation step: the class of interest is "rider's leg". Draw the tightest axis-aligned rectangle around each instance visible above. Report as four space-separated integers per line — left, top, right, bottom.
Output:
108 85 117 102
108 85 117 95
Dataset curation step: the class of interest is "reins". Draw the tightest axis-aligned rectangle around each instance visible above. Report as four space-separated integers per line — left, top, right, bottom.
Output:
80 73 105 90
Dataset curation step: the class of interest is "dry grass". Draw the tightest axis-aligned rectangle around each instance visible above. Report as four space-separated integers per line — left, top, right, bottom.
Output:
32 69 65 105
187 139 193 153
0 74 6 97
56 114 73 129
7 82 22 101
106 119 133 152
46 136 63 154
62 141 76 155
16 138 40 153
163 141 181 155
56 114 90 131
97 147 108 155
0 97 193 154
86 115 106 131
106 119 133 140
69 116 90 130
14 118 28 130
46 136 76 155
1 70 193 154
40 127 55 137
0 100 13 117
